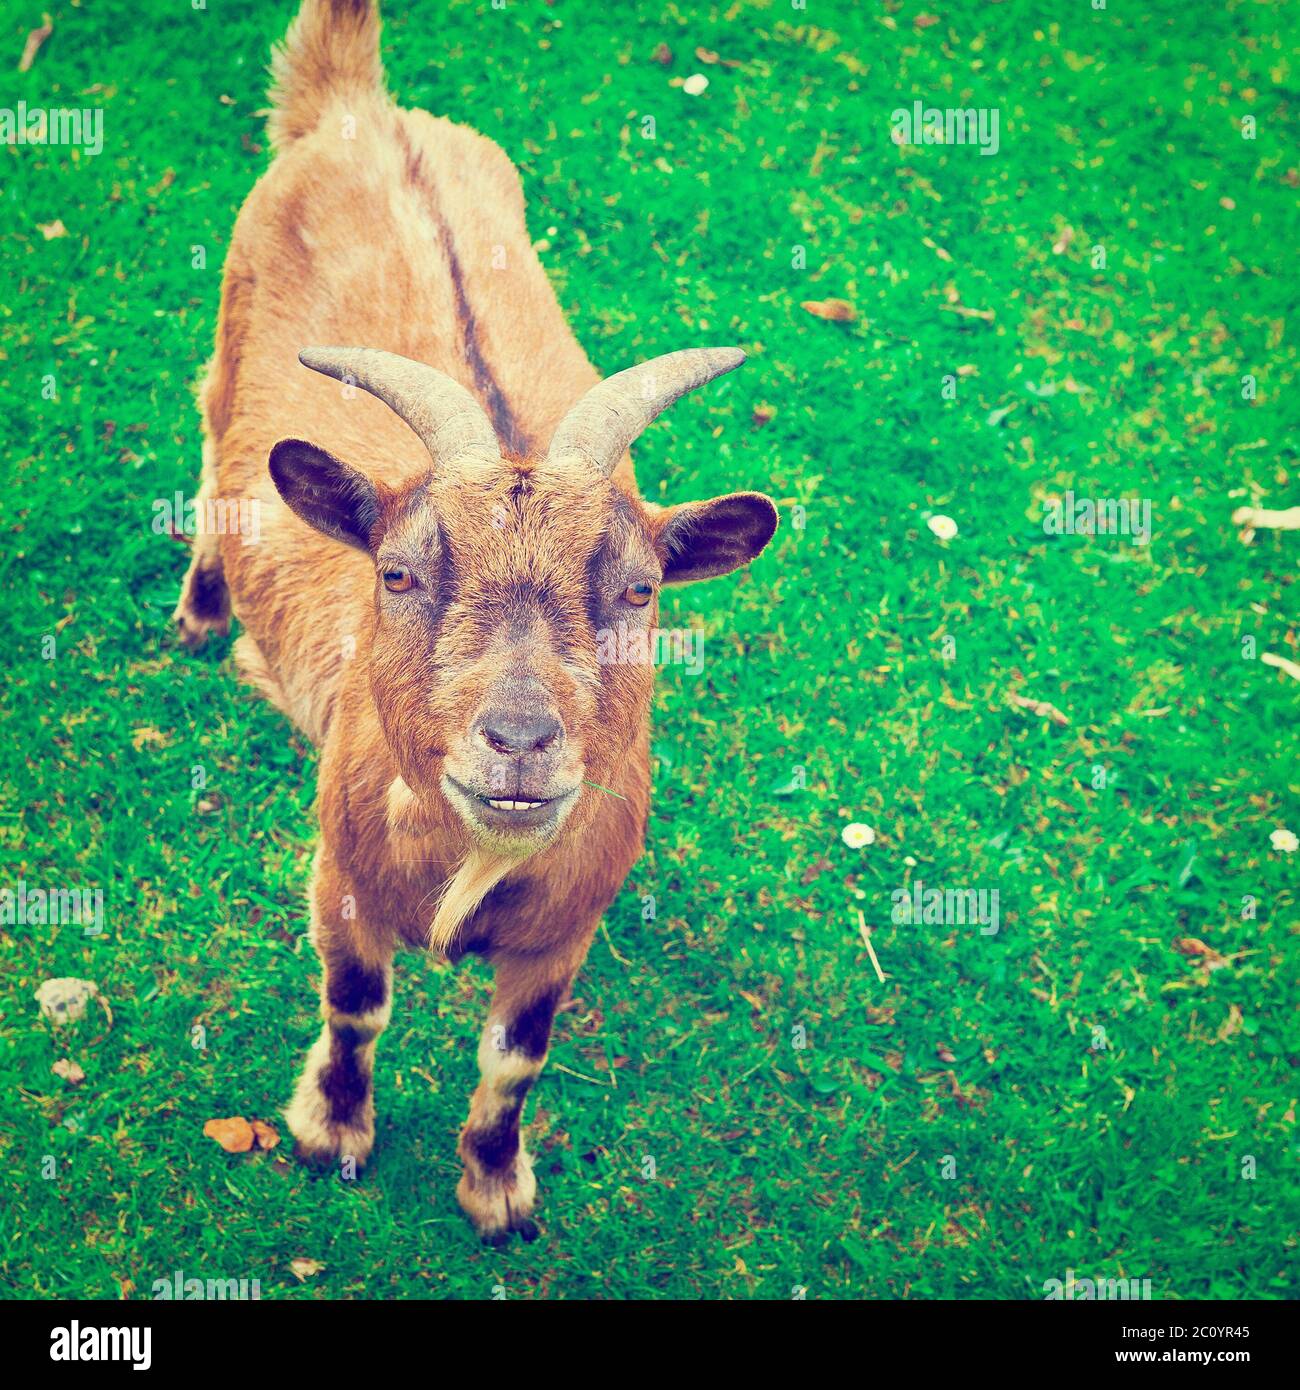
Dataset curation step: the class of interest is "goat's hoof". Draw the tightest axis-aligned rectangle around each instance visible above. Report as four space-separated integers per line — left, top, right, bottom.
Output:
480 1218 539 1248
173 606 230 651
285 1092 374 1172
457 1152 538 1240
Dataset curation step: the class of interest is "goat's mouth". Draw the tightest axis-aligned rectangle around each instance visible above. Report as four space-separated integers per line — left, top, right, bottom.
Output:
442 776 580 836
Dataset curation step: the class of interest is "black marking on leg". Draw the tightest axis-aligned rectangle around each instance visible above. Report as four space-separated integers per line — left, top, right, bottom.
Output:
466 1102 524 1173
327 958 387 1016
501 1075 534 1104
320 1024 371 1125
189 566 229 619
508 988 560 1060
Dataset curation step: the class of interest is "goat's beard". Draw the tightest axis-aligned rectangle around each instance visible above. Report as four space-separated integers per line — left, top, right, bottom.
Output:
385 775 540 954
426 846 526 953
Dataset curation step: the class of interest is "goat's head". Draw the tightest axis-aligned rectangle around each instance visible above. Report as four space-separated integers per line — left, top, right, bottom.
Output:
269 347 777 854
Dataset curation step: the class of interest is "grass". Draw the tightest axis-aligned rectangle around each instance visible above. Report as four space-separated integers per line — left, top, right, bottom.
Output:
1 0 1298 1301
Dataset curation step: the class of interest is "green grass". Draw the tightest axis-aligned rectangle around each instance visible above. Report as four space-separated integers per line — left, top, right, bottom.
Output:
2 0 1298 1300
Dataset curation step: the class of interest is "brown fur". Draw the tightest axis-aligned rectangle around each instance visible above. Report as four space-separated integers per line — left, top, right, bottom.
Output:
174 0 776 1238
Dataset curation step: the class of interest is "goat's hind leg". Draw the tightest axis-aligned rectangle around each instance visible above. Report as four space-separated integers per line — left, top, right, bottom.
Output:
172 436 231 648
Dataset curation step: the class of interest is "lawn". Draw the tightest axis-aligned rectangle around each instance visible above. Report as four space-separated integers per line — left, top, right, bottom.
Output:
1 0 1297 1300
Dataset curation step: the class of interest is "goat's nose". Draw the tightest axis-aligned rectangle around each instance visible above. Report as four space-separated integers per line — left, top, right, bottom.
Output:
478 710 563 756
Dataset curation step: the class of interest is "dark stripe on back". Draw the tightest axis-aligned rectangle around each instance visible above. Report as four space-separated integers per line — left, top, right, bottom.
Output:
393 122 532 459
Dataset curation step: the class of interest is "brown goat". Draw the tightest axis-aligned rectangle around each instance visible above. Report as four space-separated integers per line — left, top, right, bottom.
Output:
174 0 777 1239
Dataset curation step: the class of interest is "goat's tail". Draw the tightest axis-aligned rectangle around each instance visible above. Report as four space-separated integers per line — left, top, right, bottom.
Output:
267 0 386 152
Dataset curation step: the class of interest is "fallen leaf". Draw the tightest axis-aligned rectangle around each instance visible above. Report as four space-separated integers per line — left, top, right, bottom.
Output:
914 12 941 27
37 219 67 240
936 1043 956 1063
1172 937 1228 970
1051 226 1075 255
801 298 856 323
940 303 996 322
751 403 776 427
52 1059 85 1084
650 42 672 66
290 1258 324 1281
249 1119 281 1150
203 1116 255 1153
18 13 52 73
800 855 832 886
1217 1004 1244 1042
1008 692 1069 726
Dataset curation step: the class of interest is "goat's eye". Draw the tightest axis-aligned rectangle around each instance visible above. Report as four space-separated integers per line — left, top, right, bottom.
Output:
623 581 654 608
383 566 415 593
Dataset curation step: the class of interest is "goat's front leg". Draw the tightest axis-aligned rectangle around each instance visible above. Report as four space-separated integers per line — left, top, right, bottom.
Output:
285 866 394 1171
457 952 574 1242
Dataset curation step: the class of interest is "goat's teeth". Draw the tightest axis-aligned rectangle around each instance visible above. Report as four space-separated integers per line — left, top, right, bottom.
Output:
486 798 545 811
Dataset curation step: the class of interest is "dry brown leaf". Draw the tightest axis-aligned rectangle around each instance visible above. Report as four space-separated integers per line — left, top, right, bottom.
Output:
18 14 52 73
1008 692 1069 726
936 1043 956 1063
801 298 857 323
1217 1004 1244 1042
203 1116 255 1153
250 1119 281 1150
289 1258 324 1281
52 1058 84 1084
940 303 996 322
1052 226 1075 255
914 12 941 27
1172 937 1228 970
800 855 832 886
38 219 67 240
751 403 776 427
650 42 672 66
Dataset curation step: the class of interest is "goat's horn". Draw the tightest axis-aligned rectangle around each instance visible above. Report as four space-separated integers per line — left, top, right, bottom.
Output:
298 347 501 468
545 347 745 476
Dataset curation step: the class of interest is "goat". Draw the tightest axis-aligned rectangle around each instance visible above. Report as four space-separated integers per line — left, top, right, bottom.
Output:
173 0 777 1239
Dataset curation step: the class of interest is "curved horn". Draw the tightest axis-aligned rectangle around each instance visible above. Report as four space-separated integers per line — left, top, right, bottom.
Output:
298 347 501 469
545 347 745 476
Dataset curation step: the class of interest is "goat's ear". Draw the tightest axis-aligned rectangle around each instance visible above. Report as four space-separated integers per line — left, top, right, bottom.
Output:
268 439 383 552
654 491 779 584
